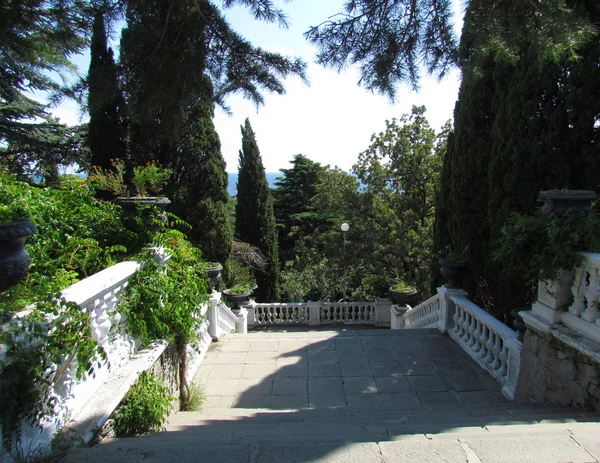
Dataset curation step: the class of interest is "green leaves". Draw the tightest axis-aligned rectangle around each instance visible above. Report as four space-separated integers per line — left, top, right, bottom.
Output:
114 371 173 436
0 295 108 451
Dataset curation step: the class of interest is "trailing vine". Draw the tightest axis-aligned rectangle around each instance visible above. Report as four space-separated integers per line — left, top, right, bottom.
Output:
118 225 208 410
0 295 107 452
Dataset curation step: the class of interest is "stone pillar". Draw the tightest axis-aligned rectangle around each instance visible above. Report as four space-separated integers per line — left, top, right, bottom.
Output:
390 305 409 329
233 308 248 334
308 302 322 326
501 337 522 400
531 269 574 326
207 292 220 341
437 286 468 334
375 297 392 328
245 300 256 329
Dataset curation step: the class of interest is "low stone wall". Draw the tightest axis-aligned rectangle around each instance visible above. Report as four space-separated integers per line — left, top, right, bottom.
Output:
516 326 600 412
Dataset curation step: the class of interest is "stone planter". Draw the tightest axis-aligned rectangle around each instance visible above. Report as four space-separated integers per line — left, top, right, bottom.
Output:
0 219 37 292
539 190 596 217
115 197 171 232
206 263 223 291
388 287 417 305
222 289 252 309
439 258 468 289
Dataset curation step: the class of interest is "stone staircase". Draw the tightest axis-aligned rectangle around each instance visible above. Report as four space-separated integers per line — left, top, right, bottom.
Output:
65 329 600 463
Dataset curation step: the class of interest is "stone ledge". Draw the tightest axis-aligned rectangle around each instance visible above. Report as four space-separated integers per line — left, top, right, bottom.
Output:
521 310 600 365
64 340 168 446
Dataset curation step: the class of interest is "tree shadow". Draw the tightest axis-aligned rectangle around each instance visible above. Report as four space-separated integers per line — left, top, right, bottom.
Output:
63 327 600 462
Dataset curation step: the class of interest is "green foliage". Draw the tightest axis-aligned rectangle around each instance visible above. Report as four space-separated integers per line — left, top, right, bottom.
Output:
493 210 600 304
222 259 256 293
169 87 233 263
0 171 134 314
273 154 327 265
114 371 173 436
391 281 416 292
183 383 206 412
0 0 92 179
434 0 600 319
121 0 307 170
132 161 172 197
306 0 595 100
226 283 254 295
0 296 108 451
235 119 280 302
88 159 126 197
87 11 128 172
119 238 208 348
279 108 447 302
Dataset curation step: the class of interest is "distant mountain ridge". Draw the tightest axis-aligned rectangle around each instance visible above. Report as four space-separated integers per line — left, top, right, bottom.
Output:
228 172 280 196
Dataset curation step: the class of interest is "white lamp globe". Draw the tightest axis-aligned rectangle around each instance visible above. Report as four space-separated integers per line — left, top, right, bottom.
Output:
341 223 349 232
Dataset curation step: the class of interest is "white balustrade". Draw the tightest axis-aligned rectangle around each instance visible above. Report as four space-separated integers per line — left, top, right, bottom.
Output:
566 253 600 340
449 295 522 400
402 294 441 329
217 301 239 334
253 302 311 325
320 302 375 324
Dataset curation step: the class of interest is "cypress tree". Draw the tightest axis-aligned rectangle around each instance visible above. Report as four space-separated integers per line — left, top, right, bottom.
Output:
433 0 498 310
169 77 233 263
235 119 280 302
87 12 127 170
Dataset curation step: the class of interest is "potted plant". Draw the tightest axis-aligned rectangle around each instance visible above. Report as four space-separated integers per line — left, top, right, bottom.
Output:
439 248 468 289
222 283 254 308
206 262 223 291
0 211 37 293
112 160 173 232
88 158 127 200
388 280 417 305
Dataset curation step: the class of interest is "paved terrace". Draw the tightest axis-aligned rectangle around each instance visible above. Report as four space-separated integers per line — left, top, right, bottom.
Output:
67 328 600 463
196 328 505 409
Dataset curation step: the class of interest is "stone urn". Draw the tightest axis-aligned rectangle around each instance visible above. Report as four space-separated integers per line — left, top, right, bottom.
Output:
115 197 171 232
222 288 253 310
206 263 223 291
539 190 596 217
439 258 468 289
0 219 37 292
388 287 417 305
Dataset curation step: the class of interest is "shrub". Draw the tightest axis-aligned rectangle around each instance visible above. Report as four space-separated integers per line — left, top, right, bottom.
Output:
114 371 173 436
0 171 134 314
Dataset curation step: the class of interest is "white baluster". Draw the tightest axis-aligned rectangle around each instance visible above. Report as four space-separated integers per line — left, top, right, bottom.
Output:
452 305 461 335
498 344 508 377
472 320 482 352
569 265 587 316
456 306 465 337
467 315 478 347
485 330 495 365
478 325 489 359
491 333 502 370
582 267 600 322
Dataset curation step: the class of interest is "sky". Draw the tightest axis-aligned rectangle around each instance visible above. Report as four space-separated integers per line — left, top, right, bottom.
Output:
47 0 464 174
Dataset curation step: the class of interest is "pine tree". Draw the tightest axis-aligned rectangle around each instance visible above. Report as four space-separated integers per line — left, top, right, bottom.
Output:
87 12 127 171
273 154 326 264
169 77 233 263
235 119 280 302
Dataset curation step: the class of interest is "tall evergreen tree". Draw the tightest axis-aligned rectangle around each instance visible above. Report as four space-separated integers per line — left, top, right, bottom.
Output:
0 0 92 179
235 119 280 302
87 11 127 171
169 76 233 263
273 154 326 264
120 0 307 168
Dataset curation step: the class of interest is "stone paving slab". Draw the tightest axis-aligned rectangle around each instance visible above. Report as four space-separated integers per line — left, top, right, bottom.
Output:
198 328 509 410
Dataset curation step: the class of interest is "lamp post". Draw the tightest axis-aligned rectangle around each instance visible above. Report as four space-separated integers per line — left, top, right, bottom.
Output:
341 222 349 301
